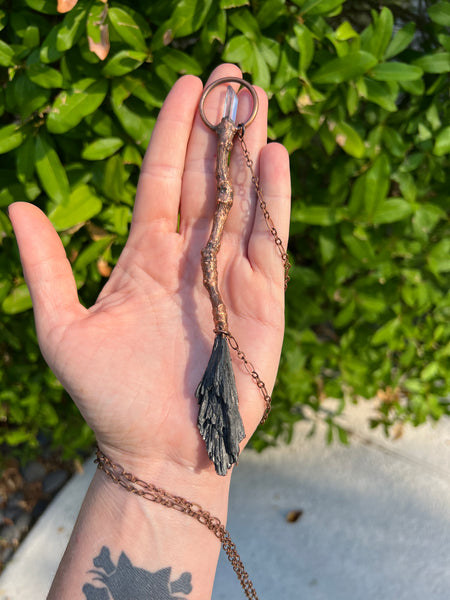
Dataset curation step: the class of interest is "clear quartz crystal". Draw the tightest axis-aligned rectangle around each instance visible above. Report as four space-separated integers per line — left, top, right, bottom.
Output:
222 86 238 124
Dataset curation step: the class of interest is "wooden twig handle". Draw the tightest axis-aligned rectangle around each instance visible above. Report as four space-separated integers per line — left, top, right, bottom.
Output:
200 117 237 333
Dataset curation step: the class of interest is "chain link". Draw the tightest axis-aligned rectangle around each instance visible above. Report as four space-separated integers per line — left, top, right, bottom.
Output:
237 127 291 290
95 448 260 599
215 329 272 424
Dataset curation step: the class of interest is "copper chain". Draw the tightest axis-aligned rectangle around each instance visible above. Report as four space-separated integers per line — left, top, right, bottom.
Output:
237 127 291 290
215 329 272 425
217 128 291 425
95 448 259 599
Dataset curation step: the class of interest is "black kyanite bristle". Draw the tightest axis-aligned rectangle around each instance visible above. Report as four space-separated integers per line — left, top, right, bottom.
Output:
196 334 245 476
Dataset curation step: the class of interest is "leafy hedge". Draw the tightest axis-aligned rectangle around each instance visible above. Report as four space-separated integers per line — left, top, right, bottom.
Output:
0 0 449 459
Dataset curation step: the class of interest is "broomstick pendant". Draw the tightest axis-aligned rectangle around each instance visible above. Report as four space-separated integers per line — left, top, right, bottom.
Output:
196 79 259 476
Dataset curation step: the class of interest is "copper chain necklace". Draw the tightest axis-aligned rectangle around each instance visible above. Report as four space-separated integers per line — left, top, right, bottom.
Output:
96 77 289 599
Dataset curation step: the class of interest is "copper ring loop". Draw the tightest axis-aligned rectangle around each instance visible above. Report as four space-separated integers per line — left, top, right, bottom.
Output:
199 76 259 131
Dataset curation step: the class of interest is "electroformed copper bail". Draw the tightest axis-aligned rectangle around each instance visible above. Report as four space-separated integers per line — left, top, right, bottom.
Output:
199 76 259 132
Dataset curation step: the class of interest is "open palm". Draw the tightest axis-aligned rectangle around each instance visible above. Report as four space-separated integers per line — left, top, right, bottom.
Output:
9 64 290 481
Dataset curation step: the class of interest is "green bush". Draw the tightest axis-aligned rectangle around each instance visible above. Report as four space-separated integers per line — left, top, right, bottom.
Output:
0 0 449 459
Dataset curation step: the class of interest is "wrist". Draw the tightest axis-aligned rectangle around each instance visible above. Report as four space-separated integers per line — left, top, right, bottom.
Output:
94 443 232 521
49 457 228 600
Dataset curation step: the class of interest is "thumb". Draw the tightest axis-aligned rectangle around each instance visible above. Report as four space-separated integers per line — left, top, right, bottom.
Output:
8 202 84 342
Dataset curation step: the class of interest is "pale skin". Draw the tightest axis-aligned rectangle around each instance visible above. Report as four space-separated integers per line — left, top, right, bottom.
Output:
9 64 290 599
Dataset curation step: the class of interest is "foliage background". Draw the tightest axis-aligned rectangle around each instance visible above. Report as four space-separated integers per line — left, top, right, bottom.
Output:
0 0 449 460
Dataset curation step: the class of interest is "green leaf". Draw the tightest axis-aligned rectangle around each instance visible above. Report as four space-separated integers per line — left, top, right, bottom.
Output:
159 48 202 75
40 26 63 63
24 0 58 14
48 185 103 231
256 0 287 28
312 51 377 84
420 362 440 382
5 74 51 120
399 78 425 96
371 317 400 346
357 77 398 112
220 0 249 8
258 36 280 71
364 154 391 217
299 0 345 16
84 109 119 137
366 7 394 59
0 183 30 208
110 90 155 147
0 40 14 67
251 42 271 89
318 229 337 263
413 204 446 237
2 283 32 315
122 144 142 167
433 125 450 156
57 5 87 52
86 3 110 60
222 35 253 63
47 79 109 134
16 135 36 183
294 24 314 75
428 2 450 26
329 120 365 158
319 123 337 155
335 21 359 42
75 236 114 271
0 10 6 33
27 62 64 89
0 124 25 154
382 127 407 158
385 23 416 59
81 137 124 160
22 24 40 49
438 32 450 51
413 52 450 73
229 8 261 42
372 199 412 224
204 9 227 44
371 62 423 82
341 224 375 263
35 134 69 204
426 103 441 131
427 239 450 274
166 0 214 37
291 205 344 225
102 49 147 77
108 6 148 53
393 172 416 203
101 205 132 236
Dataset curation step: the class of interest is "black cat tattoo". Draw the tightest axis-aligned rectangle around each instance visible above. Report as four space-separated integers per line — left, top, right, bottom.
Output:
83 546 193 599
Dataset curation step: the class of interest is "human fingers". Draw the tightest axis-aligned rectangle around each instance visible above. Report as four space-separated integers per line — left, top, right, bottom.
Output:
178 63 243 233
225 84 268 246
8 202 83 348
246 142 291 287
129 74 203 240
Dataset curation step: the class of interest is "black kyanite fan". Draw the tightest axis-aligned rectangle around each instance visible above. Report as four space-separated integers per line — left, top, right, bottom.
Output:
196 334 245 476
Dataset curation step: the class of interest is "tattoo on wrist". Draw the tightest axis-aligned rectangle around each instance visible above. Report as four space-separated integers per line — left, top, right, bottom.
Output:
82 546 193 599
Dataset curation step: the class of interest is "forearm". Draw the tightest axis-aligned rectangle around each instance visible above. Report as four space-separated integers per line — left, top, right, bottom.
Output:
48 456 231 600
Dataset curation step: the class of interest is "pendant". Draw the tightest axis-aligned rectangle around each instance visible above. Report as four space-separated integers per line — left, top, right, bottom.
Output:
196 78 259 476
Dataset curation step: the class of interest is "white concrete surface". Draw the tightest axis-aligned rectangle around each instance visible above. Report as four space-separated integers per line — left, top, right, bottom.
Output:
1 402 449 599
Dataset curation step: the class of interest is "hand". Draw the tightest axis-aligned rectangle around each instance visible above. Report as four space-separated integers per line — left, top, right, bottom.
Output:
9 64 290 486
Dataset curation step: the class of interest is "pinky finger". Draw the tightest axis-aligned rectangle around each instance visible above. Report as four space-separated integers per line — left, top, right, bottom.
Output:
247 142 291 286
